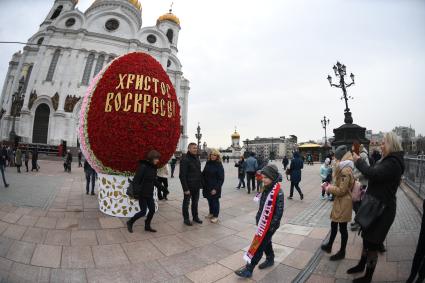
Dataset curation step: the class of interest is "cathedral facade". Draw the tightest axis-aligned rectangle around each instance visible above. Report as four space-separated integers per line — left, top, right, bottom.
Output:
0 0 190 151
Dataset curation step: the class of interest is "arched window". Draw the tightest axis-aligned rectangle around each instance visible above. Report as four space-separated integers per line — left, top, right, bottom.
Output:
50 5 63 20
93 54 105 77
166 29 174 44
45 49 61 82
37 37 44 45
82 53 95 85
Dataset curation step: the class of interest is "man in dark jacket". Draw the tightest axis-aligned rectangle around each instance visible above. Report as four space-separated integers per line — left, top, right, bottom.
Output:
179 143 203 226
282 156 289 170
288 152 304 200
84 160 96 195
235 164 284 278
0 149 9 188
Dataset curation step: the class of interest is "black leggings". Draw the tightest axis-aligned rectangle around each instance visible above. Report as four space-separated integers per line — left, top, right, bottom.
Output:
329 221 348 251
129 197 155 227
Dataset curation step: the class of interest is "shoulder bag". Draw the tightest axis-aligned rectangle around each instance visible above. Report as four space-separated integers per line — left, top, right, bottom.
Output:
354 193 386 231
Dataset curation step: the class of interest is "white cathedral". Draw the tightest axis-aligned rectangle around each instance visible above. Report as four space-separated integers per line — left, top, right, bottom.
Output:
0 0 190 151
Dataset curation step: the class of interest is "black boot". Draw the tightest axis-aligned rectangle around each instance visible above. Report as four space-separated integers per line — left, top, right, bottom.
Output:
347 255 367 274
321 243 333 253
126 220 134 233
145 226 157 233
330 250 345 261
259 258 274 269
145 220 157 232
184 219 193 226
193 218 203 224
353 257 377 283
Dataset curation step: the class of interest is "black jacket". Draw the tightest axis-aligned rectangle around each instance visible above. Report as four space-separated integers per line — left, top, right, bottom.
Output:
255 182 284 233
84 160 94 174
356 151 405 244
202 160 225 199
235 160 246 177
133 160 160 199
179 152 202 192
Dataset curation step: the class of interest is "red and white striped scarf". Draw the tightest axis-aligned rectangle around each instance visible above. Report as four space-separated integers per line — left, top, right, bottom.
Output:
244 182 281 263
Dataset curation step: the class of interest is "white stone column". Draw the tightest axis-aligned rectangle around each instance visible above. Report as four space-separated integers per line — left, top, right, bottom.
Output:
5 52 26 116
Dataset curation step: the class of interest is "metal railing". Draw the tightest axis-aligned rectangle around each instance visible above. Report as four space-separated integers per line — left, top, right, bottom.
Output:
404 156 425 199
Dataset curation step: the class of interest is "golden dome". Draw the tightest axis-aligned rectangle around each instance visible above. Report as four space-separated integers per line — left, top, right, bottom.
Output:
157 11 180 26
128 0 142 10
231 131 240 139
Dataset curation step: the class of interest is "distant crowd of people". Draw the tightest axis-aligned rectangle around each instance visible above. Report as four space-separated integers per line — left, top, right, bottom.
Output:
0 145 41 188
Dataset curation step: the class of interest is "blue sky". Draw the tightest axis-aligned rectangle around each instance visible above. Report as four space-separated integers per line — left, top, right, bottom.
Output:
0 0 424 147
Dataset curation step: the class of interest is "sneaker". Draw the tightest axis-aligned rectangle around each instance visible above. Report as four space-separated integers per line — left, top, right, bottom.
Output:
321 195 326 200
258 259 274 269
210 217 218 223
287 196 293 200
235 266 253 278
205 214 213 219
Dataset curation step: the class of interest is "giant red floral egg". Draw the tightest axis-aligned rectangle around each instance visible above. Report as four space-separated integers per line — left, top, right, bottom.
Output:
79 52 181 175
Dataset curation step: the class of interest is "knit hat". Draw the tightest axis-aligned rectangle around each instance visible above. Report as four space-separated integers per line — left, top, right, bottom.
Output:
261 164 279 181
335 145 348 161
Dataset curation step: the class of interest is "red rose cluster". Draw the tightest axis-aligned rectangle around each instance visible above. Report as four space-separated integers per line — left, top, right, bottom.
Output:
79 52 181 175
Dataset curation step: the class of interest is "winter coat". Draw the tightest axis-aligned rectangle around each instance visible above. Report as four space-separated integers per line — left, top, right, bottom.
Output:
282 157 289 167
320 164 332 182
235 160 246 178
66 152 73 163
84 160 94 174
255 182 284 233
157 164 169 178
355 151 405 244
353 147 370 186
327 152 354 223
289 153 304 183
202 160 225 199
133 160 160 199
179 152 202 192
245 156 258 173
15 149 22 166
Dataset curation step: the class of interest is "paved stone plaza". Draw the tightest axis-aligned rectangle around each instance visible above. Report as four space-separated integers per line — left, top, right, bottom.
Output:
0 160 421 282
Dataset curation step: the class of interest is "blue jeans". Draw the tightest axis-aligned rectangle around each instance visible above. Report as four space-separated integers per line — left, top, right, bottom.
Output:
207 198 220 217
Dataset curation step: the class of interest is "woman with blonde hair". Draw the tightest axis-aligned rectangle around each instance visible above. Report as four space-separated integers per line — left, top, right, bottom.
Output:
348 132 405 283
202 149 225 223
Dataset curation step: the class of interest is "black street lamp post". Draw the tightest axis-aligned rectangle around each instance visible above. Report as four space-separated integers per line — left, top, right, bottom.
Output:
327 61 355 124
195 122 202 153
9 77 26 142
321 115 330 148
327 62 370 149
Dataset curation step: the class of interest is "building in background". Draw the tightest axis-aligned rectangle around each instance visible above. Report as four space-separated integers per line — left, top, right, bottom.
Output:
243 135 297 160
221 129 243 159
0 0 190 151
393 126 417 154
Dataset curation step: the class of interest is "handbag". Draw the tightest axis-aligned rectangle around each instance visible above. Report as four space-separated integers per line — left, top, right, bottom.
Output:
126 178 139 199
354 193 386 231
